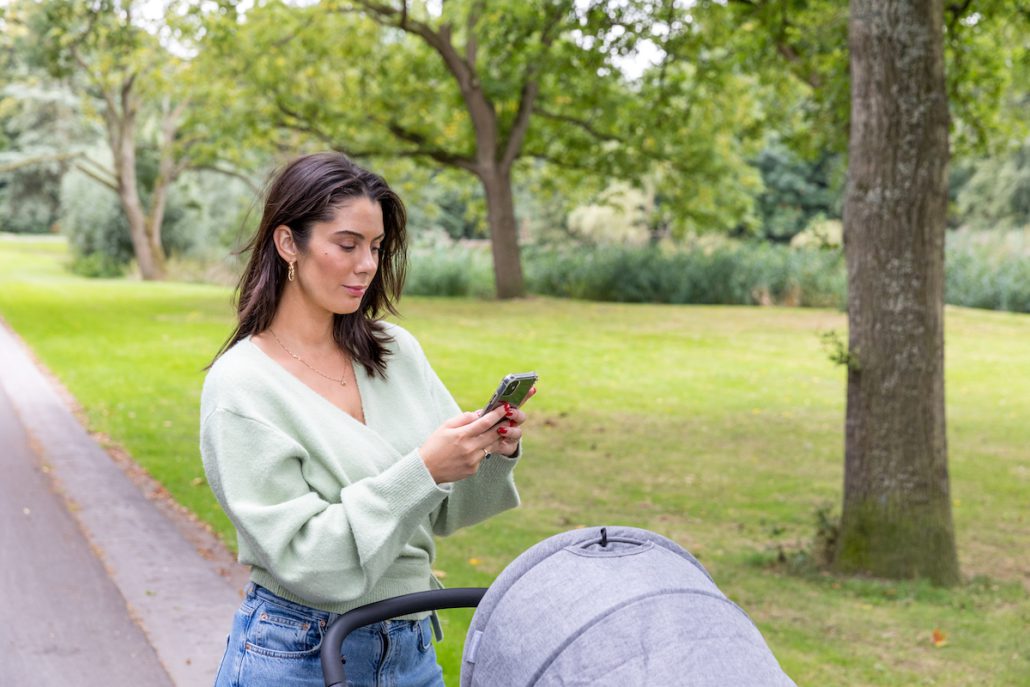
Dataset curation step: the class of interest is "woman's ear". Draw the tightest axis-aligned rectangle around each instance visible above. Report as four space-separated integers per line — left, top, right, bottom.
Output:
273 225 299 263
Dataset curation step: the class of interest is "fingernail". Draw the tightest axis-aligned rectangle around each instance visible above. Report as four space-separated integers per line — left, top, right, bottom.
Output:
497 427 508 435
508 419 517 427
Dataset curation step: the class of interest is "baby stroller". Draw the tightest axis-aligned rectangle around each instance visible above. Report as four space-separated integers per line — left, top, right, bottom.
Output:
321 526 796 687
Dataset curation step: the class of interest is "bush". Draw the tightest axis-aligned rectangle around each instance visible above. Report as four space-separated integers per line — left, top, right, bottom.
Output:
946 228 1030 313
403 245 495 298
58 163 259 277
68 251 127 278
523 242 847 308
59 169 135 269
330 229 1029 314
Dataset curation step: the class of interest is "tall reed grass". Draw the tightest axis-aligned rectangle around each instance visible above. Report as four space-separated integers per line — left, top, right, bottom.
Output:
402 229 1028 314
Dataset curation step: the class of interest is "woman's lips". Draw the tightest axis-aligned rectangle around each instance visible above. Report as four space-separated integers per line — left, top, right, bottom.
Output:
343 285 366 297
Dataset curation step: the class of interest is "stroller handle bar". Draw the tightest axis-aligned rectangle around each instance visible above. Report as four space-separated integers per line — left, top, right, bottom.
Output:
320 587 488 687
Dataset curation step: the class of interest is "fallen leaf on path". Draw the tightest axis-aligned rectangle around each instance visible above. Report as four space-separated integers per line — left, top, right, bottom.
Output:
932 628 948 647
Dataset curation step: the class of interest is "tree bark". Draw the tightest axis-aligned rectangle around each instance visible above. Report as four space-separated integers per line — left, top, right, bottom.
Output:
104 79 168 281
479 166 525 299
836 0 959 585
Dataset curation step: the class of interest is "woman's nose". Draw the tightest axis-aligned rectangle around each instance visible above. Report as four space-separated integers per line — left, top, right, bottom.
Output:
358 248 378 272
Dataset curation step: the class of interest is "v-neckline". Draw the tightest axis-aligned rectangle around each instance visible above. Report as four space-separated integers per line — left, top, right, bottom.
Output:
245 336 370 428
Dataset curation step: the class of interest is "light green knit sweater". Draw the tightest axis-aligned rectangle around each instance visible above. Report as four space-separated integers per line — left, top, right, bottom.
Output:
200 323 521 614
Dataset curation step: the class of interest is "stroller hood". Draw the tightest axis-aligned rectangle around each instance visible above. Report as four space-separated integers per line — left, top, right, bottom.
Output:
460 526 796 687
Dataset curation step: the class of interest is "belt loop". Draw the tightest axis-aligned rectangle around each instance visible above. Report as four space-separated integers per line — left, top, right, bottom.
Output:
430 611 444 642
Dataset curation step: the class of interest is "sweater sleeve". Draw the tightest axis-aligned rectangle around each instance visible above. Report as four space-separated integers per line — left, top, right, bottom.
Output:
417 348 522 537
200 408 449 606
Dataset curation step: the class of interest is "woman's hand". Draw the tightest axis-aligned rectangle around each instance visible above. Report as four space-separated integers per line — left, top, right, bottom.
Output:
419 387 536 483
419 404 510 484
491 387 536 458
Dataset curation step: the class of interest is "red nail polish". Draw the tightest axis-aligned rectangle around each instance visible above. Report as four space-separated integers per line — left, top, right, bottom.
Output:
497 427 508 435
508 419 517 427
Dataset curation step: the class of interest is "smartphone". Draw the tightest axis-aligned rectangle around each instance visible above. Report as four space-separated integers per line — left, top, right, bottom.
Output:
482 372 538 414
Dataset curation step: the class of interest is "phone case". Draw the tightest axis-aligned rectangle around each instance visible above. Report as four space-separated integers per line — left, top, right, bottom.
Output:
483 372 537 414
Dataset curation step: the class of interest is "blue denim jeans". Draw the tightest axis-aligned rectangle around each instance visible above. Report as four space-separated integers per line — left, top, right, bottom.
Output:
214 584 445 687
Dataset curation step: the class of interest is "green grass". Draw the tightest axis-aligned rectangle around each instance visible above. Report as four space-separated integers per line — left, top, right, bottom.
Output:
2 233 1028 686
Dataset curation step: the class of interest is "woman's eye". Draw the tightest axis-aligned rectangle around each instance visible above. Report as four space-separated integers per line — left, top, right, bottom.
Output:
339 244 356 252
371 245 381 254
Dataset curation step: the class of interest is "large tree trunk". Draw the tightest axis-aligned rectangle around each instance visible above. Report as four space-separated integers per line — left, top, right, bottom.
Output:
480 166 525 299
835 0 959 585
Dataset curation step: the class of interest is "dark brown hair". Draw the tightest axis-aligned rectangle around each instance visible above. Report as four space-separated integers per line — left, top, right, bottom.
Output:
211 152 407 377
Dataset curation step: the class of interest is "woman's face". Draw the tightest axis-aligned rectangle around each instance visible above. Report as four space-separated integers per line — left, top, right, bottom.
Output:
292 196 384 315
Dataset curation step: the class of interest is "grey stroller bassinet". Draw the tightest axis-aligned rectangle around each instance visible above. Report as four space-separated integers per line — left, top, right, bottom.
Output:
321 526 796 687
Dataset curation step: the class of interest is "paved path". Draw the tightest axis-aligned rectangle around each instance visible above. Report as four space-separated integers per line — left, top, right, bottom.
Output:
0 321 246 685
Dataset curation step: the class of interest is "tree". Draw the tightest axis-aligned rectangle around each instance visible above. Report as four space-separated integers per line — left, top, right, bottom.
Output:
731 0 1027 584
26 0 202 280
836 0 959 584
198 0 764 298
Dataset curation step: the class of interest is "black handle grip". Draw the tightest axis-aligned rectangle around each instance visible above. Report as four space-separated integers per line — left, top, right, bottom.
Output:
321 587 488 687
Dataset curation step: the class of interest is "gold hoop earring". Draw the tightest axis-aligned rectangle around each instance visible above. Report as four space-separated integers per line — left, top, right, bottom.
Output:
287 261 296 282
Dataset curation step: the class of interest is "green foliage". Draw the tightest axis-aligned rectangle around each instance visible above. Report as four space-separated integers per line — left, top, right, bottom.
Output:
403 246 495 299
523 241 847 307
819 329 858 371
945 228 1030 313
195 0 769 238
751 142 842 242
401 230 1029 314
956 142 1030 230
59 166 134 268
944 1 1030 155
2 235 1029 686
59 162 255 275
729 0 1029 160
402 169 488 242
68 250 128 277
166 170 258 258
0 80 91 234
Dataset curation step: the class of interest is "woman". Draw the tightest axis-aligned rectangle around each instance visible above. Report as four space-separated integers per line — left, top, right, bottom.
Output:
201 152 532 687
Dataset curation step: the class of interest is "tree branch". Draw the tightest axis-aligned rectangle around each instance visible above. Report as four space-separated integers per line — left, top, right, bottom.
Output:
0 151 81 174
380 118 478 171
193 165 263 195
465 0 484 67
727 0 823 90
74 161 119 192
348 1 474 90
525 151 594 173
77 154 119 186
273 99 344 148
500 2 568 169
534 107 625 143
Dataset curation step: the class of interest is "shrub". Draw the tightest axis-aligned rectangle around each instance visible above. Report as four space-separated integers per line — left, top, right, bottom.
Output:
403 245 495 298
523 242 847 308
59 165 259 277
67 251 127 278
946 228 1030 313
59 169 135 270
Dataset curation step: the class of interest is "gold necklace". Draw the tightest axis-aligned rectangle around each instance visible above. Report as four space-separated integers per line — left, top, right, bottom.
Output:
268 329 348 387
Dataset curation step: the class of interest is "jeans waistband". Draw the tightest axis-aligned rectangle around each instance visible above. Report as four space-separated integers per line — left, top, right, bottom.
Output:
246 583 425 631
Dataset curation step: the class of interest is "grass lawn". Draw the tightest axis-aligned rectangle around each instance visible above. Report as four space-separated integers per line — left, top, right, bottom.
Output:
1 234 1028 686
